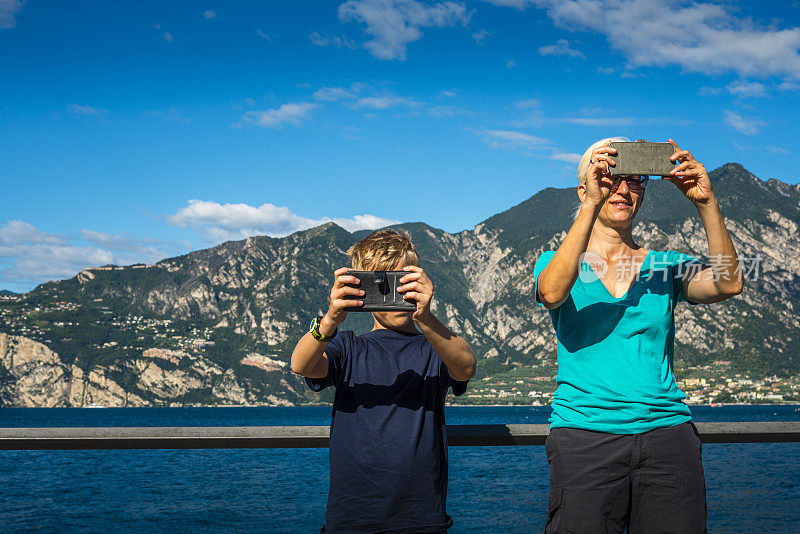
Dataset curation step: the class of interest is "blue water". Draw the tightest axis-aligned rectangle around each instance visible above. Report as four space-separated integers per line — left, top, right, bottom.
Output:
1 405 799 533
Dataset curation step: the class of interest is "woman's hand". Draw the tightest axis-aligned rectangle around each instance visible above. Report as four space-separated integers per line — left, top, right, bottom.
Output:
324 267 363 327
398 265 434 324
663 139 715 205
584 144 617 209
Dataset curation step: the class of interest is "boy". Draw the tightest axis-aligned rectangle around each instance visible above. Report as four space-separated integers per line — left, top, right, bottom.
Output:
291 229 476 533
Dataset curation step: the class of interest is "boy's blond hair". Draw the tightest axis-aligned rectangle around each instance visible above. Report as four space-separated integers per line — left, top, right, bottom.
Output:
347 229 419 271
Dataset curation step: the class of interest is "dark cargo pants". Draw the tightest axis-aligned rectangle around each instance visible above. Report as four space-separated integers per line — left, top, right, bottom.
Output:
544 422 706 534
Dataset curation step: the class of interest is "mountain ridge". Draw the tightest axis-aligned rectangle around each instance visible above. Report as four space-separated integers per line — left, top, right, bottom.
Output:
1 162 799 406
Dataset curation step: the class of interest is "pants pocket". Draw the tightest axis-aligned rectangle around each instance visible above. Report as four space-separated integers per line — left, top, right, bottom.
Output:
545 484 564 534
685 422 705 473
545 432 555 461
680 471 707 533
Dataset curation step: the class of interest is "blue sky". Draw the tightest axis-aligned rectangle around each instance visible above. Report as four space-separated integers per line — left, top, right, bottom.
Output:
1 0 799 292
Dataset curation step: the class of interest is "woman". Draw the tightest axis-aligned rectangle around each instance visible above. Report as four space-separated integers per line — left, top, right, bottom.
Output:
534 138 743 533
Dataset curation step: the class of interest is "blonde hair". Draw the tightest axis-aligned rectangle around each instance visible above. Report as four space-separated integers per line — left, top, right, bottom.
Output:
577 136 630 185
347 229 419 271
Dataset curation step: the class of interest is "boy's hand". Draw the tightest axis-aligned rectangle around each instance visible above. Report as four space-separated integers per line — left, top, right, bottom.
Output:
398 266 434 324
324 267 364 328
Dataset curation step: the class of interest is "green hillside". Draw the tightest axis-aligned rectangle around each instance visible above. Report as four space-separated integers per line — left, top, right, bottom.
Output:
2 162 799 406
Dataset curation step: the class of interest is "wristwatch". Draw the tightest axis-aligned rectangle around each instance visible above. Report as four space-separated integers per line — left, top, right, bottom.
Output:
310 316 337 342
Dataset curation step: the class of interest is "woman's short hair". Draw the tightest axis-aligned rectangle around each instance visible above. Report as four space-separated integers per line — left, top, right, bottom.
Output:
576 136 630 185
347 229 419 271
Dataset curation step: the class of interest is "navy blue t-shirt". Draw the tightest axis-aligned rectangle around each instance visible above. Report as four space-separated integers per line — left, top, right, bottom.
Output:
306 328 469 533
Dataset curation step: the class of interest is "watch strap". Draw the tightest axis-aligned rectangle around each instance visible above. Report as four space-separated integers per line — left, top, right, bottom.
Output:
310 316 337 342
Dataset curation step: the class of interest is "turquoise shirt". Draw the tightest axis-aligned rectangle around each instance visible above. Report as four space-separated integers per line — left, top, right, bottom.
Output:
533 249 703 434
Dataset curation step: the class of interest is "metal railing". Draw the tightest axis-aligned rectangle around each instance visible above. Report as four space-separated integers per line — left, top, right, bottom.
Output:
1 422 799 450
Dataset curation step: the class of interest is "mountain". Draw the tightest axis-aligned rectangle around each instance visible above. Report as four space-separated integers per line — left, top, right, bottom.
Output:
2 163 799 406
0 290 17 296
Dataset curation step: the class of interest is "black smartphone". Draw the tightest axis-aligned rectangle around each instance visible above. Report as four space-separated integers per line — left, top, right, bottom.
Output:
343 270 416 312
608 141 676 176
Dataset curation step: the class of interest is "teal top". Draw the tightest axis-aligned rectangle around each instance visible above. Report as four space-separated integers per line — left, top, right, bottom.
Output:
533 249 703 434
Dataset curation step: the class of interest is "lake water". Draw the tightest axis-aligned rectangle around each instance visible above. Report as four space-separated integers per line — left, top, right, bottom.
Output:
1 405 799 533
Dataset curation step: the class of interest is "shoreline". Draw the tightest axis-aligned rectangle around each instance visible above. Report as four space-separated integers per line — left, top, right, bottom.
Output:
2 403 799 409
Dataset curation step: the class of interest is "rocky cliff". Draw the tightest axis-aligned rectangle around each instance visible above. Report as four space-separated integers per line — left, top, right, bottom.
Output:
1 163 798 406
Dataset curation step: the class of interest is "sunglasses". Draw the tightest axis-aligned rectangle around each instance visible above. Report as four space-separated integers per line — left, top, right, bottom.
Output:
610 175 648 192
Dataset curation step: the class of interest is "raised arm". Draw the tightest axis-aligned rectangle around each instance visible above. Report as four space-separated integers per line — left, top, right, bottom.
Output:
537 145 616 309
664 140 744 303
398 265 476 381
290 268 364 378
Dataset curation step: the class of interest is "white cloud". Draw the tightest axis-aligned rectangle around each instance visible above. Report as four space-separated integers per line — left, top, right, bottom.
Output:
561 116 634 126
491 0 800 81
508 99 546 128
481 0 535 9
164 31 174 42
352 95 418 109
779 80 800 91
478 129 551 153
337 125 362 140
538 39 585 58
167 200 399 241
337 0 470 61
724 110 765 135
314 83 367 101
237 102 318 128
439 89 458 98
550 152 582 163
78 230 182 261
0 0 23 29
203 10 216 19
314 87 356 101
0 221 182 291
597 66 614 75
67 104 108 116
514 98 540 109
0 221 62 245
310 83 419 112
256 28 272 41
766 146 788 155
331 214 401 232
309 31 358 49
506 59 516 69
427 105 470 117
472 29 490 44
727 80 767 98
697 86 724 96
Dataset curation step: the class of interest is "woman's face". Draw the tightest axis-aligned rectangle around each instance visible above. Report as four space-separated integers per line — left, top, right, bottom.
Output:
581 176 645 228
601 176 644 226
